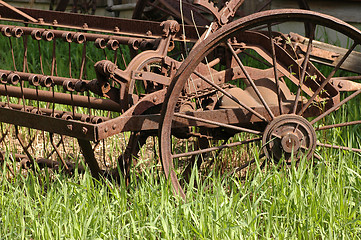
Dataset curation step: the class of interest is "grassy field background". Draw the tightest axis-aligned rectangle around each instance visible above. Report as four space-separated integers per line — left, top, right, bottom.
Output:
0 18 361 239
1 149 361 239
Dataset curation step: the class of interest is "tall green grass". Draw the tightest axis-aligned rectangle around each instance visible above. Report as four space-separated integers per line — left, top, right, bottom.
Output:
0 18 361 240
1 149 361 239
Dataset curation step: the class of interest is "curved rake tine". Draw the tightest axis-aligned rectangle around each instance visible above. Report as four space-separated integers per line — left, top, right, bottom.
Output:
25 129 37 153
68 42 72 78
14 126 35 166
0 152 14 177
37 41 44 75
50 133 69 171
79 42 87 79
114 48 118 65
102 139 107 172
9 38 17 71
0 124 9 144
3 154 15 177
51 38 57 76
119 47 128 68
22 35 29 72
46 134 63 158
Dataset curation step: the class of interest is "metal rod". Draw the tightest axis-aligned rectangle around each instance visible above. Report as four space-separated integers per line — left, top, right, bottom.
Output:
292 25 315 114
299 42 358 115
50 133 69 170
172 137 261 158
267 24 283 115
310 88 361 125
0 85 122 112
0 0 38 22
227 42 275 119
193 70 268 122
315 120 361 131
174 112 262 135
317 142 361 153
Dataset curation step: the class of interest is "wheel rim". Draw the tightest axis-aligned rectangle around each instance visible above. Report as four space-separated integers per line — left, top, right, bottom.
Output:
159 9 361 199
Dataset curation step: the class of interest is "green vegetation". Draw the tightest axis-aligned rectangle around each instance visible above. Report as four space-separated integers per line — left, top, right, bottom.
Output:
0 18 361 240
1 149 361 239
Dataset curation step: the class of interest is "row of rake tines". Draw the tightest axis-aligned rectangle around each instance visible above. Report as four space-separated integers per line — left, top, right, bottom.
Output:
0 21 131 177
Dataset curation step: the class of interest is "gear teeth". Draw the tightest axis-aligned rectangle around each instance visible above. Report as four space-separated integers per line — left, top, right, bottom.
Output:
193 0 221 21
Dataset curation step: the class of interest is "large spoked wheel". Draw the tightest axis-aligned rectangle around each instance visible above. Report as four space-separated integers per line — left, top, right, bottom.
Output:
159 9 361 199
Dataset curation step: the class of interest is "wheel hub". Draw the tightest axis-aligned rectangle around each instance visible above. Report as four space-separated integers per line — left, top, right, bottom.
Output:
262 114 317 162
281 132 300 153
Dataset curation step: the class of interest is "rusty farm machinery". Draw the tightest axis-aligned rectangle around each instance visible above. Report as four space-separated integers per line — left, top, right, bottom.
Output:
1 0 361 198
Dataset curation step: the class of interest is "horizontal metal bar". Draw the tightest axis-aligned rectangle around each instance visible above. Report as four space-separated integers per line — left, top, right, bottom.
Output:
0 85 122 112
0 6 205 41
0 24 146 46
0 106 97 141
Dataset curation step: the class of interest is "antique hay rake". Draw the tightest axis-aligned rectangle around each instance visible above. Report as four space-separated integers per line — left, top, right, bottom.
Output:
1 0 361 199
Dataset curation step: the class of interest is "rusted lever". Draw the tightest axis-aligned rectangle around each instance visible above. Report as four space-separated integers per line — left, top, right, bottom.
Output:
218 0 245 25
194 0 244 25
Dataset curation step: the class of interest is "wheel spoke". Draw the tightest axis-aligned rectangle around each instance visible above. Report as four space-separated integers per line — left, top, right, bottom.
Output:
159 9 361 198
241 50 272 67
316 120 361 131
193 70 268 121
267 24 283 115
299 42 358 115
310 88 361 125
292 24 315 114
174 112 262 135
227 42 275 119
172 137 261 159
317 142 361 153
256 0 272 12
